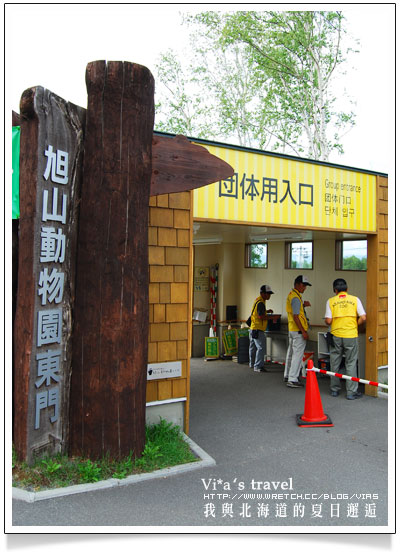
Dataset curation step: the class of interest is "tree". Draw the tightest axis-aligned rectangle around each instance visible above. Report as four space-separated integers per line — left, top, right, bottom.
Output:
155 10 357 161
155 44 277 148
343 255 367 270
154 49 217 138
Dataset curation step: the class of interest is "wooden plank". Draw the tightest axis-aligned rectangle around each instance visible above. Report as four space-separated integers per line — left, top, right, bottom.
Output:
69 61 154 459
378 199 388 214
172 378 186 399
157 380 173 400
378 298 388 312
379 186 388 201
150 134 234 196
378 325 388 339
12 110 21 126
365 233 379 395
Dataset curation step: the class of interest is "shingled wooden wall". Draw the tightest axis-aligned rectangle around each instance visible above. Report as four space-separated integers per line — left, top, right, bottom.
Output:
146 191 193 432
365 175 388 396
377 175 389 368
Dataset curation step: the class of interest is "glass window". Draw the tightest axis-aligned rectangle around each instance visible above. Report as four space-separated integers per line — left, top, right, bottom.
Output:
245 243 268 268
336 240 367 270
286 241 313 269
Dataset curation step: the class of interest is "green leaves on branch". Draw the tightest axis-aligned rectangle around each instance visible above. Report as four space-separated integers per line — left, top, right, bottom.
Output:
155 10 357 161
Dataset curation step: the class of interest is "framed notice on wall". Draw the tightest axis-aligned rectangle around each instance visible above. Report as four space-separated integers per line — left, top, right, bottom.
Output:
194 266 209 292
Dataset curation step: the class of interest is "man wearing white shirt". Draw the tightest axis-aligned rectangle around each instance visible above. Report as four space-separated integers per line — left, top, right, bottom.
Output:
324 278 367 400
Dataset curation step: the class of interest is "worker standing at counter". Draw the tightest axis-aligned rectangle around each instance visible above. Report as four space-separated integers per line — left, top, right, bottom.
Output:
284 275 312 387
249 284 274 373
325 278 367 400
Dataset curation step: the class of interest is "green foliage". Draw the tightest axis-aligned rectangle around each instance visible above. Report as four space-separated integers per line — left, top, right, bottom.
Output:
342 255 367 270
155 10 358 160
134 419 197 472
155 49 218 138
111 452 134 480
12 420 198 491
134 441 162 471
249 244 267 268
77 460 101 483
40 459 62 475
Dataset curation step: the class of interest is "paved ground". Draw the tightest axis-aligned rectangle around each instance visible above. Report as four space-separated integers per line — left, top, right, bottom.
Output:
11 357 390 531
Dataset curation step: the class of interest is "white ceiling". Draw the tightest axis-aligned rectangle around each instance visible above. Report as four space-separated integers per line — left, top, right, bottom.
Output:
192 221 367 244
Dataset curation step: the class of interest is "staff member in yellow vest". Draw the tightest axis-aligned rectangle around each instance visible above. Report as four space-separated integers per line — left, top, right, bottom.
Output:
249 284 274 373
284 275 312 387
325 278 367 400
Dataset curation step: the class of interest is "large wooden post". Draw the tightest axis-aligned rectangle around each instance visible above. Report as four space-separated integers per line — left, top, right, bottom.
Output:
69 61 154 459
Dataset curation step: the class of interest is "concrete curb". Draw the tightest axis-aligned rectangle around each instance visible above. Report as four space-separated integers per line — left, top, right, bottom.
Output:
12 433 216 503
377 391 388 399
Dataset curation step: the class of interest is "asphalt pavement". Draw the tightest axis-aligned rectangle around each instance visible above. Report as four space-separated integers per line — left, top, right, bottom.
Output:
11 357 390 532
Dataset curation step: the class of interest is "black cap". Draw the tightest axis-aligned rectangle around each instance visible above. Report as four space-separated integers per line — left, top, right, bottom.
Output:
260 284 274 294
294 275 312 286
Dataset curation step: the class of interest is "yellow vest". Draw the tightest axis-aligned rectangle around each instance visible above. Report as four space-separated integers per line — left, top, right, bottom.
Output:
250 296 268 331
286 289 308 332
329 292 359 338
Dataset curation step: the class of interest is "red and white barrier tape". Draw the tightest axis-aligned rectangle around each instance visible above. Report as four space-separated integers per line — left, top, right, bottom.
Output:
309 364 387 390
210 265 218 335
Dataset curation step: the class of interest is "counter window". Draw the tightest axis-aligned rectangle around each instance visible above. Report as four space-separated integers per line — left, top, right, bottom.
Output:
336 239 367 271
245 243 268 268
285 241 313 269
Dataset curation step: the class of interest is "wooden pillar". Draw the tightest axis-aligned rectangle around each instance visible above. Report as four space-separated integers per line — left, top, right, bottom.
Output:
365 175 388 396
69 61 155 459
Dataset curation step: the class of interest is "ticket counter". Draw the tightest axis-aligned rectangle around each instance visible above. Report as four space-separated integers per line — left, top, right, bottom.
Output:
148 134 388 432
191 138 387 402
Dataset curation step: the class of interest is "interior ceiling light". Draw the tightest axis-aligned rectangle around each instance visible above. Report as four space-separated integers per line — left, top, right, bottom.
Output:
249 235 268 243
193 237 222 245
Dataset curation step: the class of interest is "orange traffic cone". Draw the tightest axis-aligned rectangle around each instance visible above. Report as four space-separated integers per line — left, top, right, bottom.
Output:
296 360 334 427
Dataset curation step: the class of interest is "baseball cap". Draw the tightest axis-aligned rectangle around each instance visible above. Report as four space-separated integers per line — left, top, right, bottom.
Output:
294 275 312 286
260 284 274 294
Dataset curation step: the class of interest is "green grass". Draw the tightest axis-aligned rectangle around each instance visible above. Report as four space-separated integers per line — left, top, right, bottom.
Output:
12 419 198 492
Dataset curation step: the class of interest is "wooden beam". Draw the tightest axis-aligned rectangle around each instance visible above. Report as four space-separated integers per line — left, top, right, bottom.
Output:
150 135 234 196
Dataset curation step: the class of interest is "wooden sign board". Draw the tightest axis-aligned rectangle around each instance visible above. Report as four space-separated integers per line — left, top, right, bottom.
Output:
13 60 234 462
13 87 85 463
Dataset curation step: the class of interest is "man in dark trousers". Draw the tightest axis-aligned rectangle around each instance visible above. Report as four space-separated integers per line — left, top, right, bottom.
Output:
249 284 274 373
325 278 367 400
284 275 312 387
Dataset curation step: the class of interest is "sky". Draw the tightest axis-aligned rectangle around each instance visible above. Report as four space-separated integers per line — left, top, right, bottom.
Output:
5 2 395 175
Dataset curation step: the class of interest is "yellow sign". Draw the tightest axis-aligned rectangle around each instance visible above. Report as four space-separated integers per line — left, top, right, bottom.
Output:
193 143 377 233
